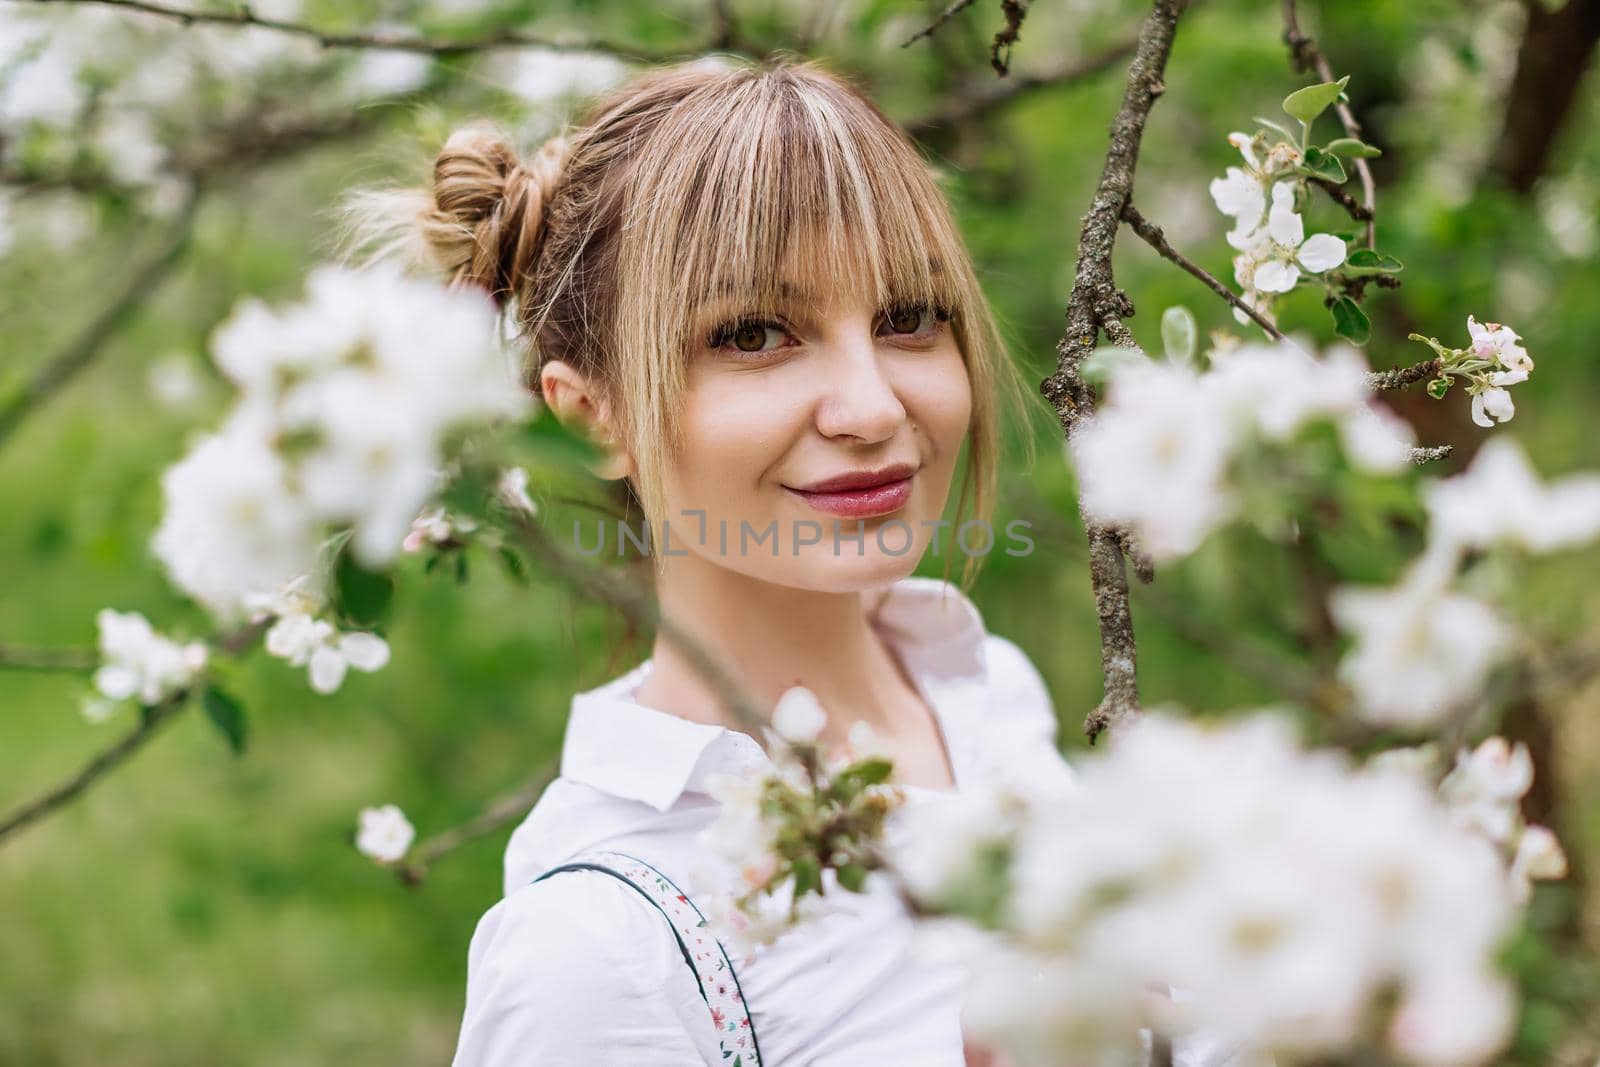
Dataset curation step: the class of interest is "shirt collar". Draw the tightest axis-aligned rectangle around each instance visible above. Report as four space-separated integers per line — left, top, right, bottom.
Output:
558 575 989 812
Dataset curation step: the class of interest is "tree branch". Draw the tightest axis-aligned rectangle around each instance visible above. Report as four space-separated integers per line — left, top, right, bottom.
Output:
8 0 726 62
905 37 1139 136
1121 202 1285 339
0 620 266 846
902 0 980 48
1486 0 1600 196
0 643 98 672
1367 357 1440 391
0 185 201 450
991 0 1031 76
1282 0 1377 248
1043 0 1190 743
396 760 558 886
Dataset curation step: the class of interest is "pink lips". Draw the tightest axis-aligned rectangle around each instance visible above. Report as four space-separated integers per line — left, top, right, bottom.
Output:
784 463 917 518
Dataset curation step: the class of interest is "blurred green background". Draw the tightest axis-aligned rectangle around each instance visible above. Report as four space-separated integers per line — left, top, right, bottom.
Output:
3 0 1598 1063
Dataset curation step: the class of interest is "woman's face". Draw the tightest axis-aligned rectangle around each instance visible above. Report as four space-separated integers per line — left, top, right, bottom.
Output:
659 281 973 593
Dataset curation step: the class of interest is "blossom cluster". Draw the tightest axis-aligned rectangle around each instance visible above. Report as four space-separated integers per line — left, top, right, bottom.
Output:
893 712 1531 1067
242 576 390 695
82 609 208 722
151 264 531 623
1409 316 1536 428
696 687 906 958
1210 131 1347 325
1372 738 1568 906
1070 336 1414 560
1329 436 1600 728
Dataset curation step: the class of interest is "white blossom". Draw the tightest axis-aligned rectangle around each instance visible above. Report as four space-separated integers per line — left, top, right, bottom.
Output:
770 685 828 744
1422 436 1600 555
495 465 539 515
1242 184 1347 294
1470 386 1515 428
151 408 323 621
905 711 1521 1067
1438 737 1533 845
87 609 208 714
1466 315 1532 375
1329 558 1511 729
246 575 390 694
1071 360 1237 561
355 803 415 863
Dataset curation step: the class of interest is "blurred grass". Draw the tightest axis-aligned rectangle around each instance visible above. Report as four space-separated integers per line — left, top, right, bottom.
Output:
4 0 1600 1062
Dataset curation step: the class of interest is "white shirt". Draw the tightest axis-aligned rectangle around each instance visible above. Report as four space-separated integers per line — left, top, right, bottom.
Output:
448 576 1249 1066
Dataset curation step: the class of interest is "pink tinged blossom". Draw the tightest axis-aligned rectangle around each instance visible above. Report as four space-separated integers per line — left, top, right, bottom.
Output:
1438 737 1535 845
355 803 415 863
1465 316 1532 374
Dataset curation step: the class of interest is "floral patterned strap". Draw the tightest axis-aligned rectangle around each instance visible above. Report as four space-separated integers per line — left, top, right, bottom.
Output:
533 848 763 1067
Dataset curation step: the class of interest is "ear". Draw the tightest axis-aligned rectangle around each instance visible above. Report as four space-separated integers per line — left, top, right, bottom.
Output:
539 360 637 481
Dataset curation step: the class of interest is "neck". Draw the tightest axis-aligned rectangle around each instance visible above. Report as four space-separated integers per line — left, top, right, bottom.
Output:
636 550 912 745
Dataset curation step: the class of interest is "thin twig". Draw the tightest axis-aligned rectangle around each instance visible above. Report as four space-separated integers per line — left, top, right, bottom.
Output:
7 0 722 62
1367 357 1441 391
0 643 98 672
1121 202 1285 338
1042 0 1190 743
905 37 1139 135
1408 444 1453 465
0 620 267 845
1282 0 1377 248
396 761 559 885
991 0 1031 76
0 186 201 449
902 0 980 47
0 697 191 841
1310 175 1374 222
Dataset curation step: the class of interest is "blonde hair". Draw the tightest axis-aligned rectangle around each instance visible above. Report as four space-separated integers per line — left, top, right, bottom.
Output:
344 53 1038 591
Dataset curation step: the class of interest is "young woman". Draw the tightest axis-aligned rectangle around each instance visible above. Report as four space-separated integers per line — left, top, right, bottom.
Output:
360 54 1079 1065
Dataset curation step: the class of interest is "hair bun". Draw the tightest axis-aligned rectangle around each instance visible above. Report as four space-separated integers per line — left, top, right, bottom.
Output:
429 122 571 306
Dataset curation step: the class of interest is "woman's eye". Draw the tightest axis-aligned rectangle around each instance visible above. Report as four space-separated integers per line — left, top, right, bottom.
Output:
882 303 950 337
708 317 790 355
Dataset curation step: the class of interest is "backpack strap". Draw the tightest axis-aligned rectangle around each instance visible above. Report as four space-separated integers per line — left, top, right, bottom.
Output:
533 848 763 1067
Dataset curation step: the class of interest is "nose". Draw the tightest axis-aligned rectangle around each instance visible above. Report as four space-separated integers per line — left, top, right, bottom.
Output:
813 327 907 444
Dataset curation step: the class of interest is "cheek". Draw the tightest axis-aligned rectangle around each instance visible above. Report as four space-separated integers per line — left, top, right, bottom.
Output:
669 372 804 502
901 348 973 454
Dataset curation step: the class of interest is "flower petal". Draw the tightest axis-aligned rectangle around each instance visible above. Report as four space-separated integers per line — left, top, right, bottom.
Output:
1296 233 1347 272
1253 259 1300 293
309 646 348 694
338 632 390 672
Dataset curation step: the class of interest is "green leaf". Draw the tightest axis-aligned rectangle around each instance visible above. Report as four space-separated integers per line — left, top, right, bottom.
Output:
1345 249 1403 273
1283 76 1350 125
1330 296 1371 344
836 758 894 794
837 863 868 893
792 856 820 897
1080 345 1151 386
1325 137 1382 159
1300 147 1347 183
203 686 248 756
334 551 394 627
1160 305 1198 367
497 545 529 584
1427 377 1452 400
454 551 470 585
